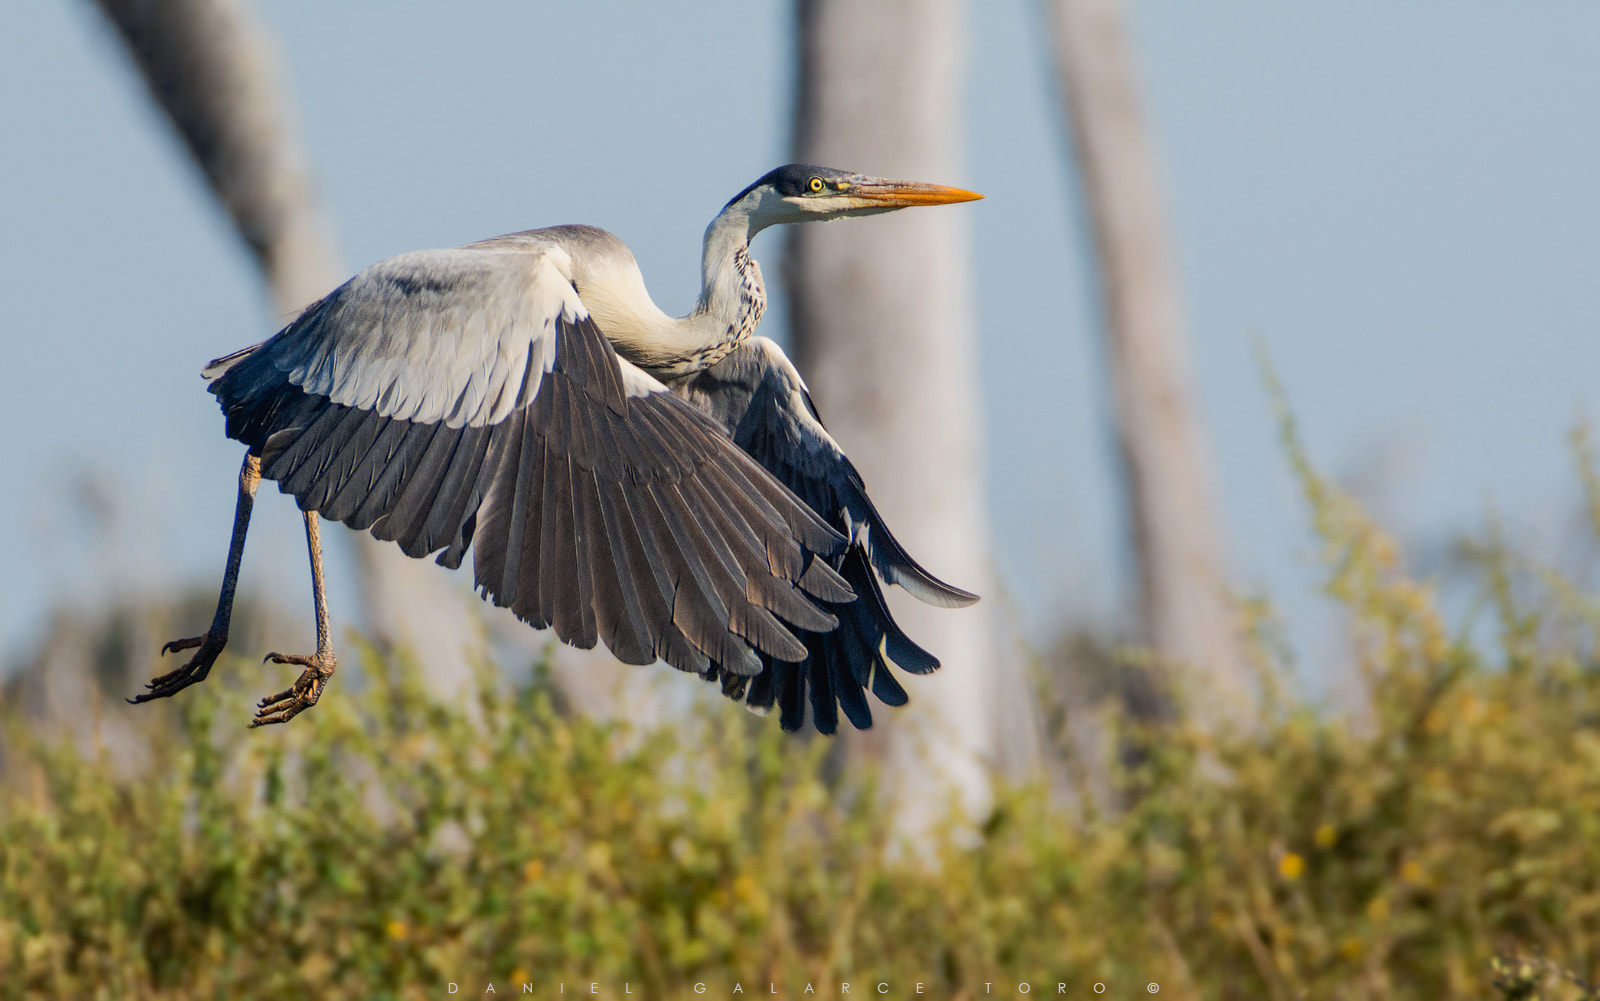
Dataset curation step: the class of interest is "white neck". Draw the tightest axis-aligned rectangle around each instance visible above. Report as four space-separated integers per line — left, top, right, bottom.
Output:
601 189 776 379
695 192 769 318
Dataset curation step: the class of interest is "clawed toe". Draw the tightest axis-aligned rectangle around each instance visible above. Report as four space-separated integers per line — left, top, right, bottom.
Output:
160 635 205 656
130 631 337 725
130 632 226 704
250 651 336 727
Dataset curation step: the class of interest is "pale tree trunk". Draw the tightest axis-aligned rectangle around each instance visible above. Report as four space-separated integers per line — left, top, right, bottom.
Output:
787 0 1040 834
1045 0 1251 728
94 0 478 696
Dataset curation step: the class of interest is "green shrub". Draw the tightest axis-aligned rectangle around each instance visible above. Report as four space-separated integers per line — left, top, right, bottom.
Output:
2 423 1598 999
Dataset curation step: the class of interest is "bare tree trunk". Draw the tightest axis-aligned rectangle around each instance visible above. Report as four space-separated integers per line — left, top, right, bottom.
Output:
93 0 478 695
787 0 1040 834
1045 0 1250 727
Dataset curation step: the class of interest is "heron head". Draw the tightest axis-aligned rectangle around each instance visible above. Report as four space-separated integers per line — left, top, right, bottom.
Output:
729 164 982 231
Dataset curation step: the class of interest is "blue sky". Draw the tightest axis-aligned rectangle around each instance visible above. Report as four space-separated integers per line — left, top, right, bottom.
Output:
3 2 1598 691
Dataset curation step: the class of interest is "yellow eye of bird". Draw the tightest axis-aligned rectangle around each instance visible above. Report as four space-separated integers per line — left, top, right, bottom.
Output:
808 177 824 193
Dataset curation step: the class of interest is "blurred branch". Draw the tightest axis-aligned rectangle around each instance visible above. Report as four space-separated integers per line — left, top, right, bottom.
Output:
94 0 337 315
1045 0 1250 728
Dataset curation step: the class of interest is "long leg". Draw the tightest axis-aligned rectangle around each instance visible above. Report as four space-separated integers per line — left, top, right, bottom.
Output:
251 509 338 726
132 453 261 704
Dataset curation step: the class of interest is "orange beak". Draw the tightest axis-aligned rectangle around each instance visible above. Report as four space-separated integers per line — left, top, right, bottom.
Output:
843 178 985 207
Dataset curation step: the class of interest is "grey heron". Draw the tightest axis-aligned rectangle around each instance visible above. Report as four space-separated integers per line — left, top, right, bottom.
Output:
133 165 981 730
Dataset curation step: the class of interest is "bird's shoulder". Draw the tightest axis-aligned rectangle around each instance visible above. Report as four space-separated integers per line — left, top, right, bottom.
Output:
461 224 641 286
329 223 631 302
465 223 623 257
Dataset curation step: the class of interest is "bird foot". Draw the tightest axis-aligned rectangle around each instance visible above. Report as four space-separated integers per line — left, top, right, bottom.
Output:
250 650 337 727
130 632 227 703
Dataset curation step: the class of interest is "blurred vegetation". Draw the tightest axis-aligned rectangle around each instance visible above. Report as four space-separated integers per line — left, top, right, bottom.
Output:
2 423 1600 999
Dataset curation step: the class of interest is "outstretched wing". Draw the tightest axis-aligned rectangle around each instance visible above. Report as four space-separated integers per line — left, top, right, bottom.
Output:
674 336 977 733
207 238 851 678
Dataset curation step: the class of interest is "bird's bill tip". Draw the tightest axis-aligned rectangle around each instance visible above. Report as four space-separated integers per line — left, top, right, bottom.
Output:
848 179 984 207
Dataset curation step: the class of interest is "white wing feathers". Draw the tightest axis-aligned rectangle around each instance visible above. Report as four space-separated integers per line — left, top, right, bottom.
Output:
237 245 583 429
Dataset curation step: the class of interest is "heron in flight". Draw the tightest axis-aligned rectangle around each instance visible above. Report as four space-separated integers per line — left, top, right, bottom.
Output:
133 165 981 730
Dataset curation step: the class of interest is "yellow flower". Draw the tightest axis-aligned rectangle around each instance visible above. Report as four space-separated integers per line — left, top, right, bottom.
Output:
1367 896 1390 922
1399 860 1422 885
512 969 529 985
386 920 408 941
1278 852 1305 881
1372 535 1398 569
733 874 757 902
1313 824 1337 849
1340 936 1363 960
524 858 545 883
